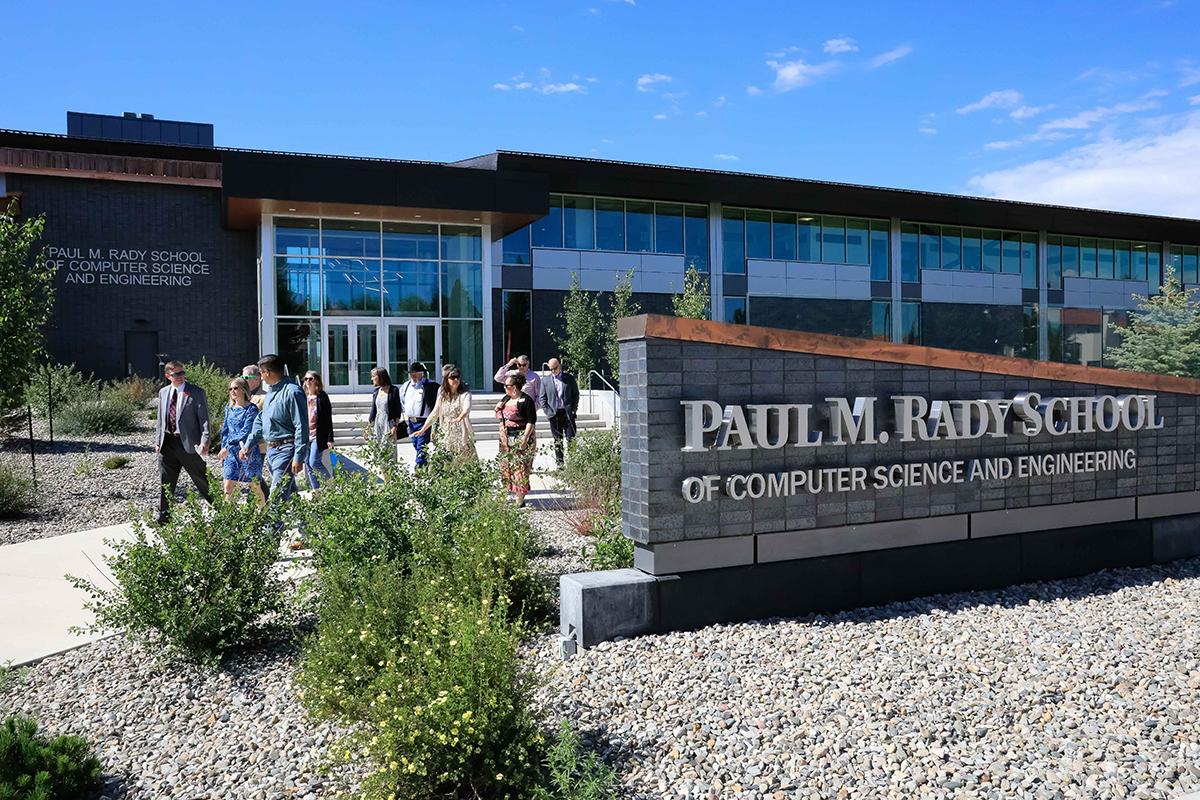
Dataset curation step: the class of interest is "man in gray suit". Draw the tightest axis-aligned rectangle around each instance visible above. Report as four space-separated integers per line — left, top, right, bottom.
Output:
154 359 211 523
538 357 580 468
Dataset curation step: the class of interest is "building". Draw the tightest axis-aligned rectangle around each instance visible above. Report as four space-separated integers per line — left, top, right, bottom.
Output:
4 111 1200 391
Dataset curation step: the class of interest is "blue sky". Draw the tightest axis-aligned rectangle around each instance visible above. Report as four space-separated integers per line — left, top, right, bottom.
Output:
6 1 1200 216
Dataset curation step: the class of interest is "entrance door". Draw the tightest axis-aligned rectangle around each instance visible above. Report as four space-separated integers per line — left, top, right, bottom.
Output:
324 319 381 391
123 330 159 377
386 320 440 381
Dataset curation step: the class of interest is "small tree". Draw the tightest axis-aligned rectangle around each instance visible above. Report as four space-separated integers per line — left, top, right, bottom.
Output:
553 272 604 379
1107 265 1200 377
0 202 56 416
672 265 710 320
605 269 640 381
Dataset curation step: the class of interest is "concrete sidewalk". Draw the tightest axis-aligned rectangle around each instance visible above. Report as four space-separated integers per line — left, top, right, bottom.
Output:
0 523 135 667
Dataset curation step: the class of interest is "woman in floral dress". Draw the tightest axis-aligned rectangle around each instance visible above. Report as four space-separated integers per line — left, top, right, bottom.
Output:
415 364 476 463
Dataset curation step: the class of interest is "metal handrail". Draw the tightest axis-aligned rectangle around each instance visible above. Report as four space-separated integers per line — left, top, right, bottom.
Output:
584 370 620 424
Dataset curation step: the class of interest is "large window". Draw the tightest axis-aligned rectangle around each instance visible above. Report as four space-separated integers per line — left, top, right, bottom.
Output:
506 194 709 271
501 290 532 363
747 297 874 339
722 208 888 277
1048 235 1160 290
1049 307 1130 367
1169 244 1199 285
905 222 1036 288
273 217 485 381
921 303 1035 358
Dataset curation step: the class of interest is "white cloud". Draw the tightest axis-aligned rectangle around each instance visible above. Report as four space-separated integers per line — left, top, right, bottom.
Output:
766 45 802 59
695 110 708 117
1029 99 1159 141
1179 60 1200 87
919 126 937 135
867 45 912 69
765 58 839 92
514 82 533 90
653 113 668 120
746 85 763 96
636 73 672 92
968 111 1200 217
713 95 727 108
823 37 858 55
1010 104 1053 120
511 24 525 33
586 76 599 83
1191 94 1200 105
984 139 1023 150
956 89 1022 115
493 83 511 91
713 153 740 161
539 82 586 94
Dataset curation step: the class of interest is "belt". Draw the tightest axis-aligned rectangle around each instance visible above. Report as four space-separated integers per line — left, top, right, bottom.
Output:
266 438 294 448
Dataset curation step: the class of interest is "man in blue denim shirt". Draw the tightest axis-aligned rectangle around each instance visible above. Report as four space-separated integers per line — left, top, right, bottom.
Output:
240 354 309 505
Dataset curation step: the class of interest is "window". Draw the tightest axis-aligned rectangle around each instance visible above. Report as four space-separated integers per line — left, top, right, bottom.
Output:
1097 239 1115 280
275 218 320 256
724 297 747 325
846 218 870 266
442 319 484 388
384 222 438 259
1116 240 1132 280
1021 233 1037 289
563 196 594 250
654 203 684 254
532 195 563 248
595 198 625 251
277 319 321 378
1133 243 1149 282
982 230 1002 273
798 216 820 262
722 209 746 274
871 301 890 341
626 200 654 252
382 260 438 316
940 226 961 270
919 225 940 270
900 223 919 282
900 302 921 344
684 207 709 271
1079 238 1097 279
442 262 483 318
500 226 530 266
501 290 532 364
745 210 772 260
748 297 873 338
323 258 381 315
322 220 380 258
961 228 982 271
922 303 1026 357
1046 235 1062 290
772 212 797 261
1061 237 1079 278
870 221 890 281
275 257 321 315
1002 232 1022 275
1148 247 1161 291
440 226 482 262
822 216 847 263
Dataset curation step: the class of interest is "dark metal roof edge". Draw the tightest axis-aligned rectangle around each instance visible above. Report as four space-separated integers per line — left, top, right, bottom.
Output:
493 150 1200 227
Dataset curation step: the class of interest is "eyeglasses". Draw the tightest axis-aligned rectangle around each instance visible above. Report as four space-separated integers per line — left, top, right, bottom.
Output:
240 374 257 380
228 387 240 392
448 375 461 381
168 370 185 377
504 383 517 388
303 376 315 382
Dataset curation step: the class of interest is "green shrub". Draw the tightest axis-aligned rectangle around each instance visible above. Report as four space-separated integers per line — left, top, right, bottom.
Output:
0 460 32 518
104 375 159 408
0 715 102 800
67 493 284 667
588 499 633 571
301 472 416 584
57 398 137 436
354 586 542 800
532 721 619 800
102 455 130 470
182 359 233 448
23 363 99 416
559 428 621 509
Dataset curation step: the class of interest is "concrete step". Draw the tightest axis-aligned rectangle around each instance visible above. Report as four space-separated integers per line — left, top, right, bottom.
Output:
331 417 608 445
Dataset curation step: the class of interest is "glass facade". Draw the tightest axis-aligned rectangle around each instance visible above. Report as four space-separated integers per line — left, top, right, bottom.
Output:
1048 235 1160 290
904 222 1037 288
723 208 888 278
274 217 485 386
921 303 1038 359
1048 307 1129 367
501 290 532 364
503 195 708 271
747 297 874 339
1169 244 1199 285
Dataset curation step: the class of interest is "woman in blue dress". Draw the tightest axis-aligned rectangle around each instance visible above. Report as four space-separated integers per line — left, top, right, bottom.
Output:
217 378 266 506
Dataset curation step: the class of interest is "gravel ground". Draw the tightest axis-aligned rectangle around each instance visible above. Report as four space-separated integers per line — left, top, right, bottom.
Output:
0 415 229 546
0 630 359 799
527 557 1200 800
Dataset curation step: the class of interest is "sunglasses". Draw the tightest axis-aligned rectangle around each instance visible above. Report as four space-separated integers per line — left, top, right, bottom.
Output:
303 376 316 382
448 375 461 380
240 374 257 380
168 370 185 377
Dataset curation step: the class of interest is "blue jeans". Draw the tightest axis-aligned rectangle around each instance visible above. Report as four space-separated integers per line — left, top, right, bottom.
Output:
266 444 298 505
408 419 430 467
305 440 332 489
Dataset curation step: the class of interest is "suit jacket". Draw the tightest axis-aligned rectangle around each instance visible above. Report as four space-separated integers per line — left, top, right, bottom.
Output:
539 371 580 416
156 381 210 454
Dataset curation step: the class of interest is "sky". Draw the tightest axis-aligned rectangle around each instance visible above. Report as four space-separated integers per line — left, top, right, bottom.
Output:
5 1 1200 218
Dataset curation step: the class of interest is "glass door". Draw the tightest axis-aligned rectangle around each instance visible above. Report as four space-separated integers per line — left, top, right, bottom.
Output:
386 320 442 381
324 319 380 392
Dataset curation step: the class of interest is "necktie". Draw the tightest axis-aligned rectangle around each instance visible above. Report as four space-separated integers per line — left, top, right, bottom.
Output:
167 389 178 434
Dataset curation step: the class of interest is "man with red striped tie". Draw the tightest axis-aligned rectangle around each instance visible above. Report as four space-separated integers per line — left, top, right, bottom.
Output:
154 359 212 524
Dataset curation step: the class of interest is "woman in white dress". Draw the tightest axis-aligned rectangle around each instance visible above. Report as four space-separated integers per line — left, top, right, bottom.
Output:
415 364 476 462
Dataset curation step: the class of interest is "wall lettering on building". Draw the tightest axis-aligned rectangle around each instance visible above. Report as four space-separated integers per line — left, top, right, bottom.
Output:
45 246 211 287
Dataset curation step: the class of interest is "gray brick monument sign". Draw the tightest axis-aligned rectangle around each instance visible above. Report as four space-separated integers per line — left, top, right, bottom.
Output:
560 315 1200 649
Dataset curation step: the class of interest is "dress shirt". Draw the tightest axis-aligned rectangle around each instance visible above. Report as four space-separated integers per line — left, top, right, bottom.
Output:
403 379 427 419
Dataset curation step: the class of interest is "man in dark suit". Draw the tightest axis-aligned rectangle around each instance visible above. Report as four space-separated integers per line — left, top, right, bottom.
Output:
538 357 580 468
154 359 211 523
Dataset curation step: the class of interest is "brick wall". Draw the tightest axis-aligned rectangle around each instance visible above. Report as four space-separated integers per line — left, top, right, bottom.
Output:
10 173 258 379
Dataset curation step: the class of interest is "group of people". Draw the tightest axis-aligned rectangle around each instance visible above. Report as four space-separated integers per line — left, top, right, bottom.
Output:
153 355 332 527
153 352 581 520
